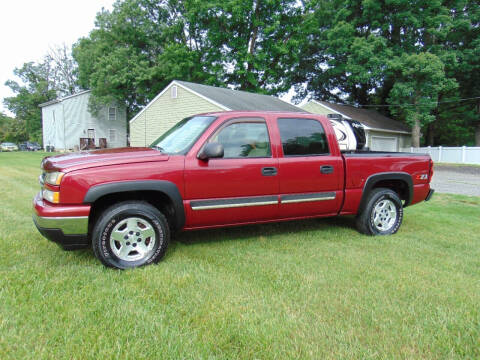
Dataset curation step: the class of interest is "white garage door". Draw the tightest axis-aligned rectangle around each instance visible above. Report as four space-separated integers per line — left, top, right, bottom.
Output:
371 136 397 152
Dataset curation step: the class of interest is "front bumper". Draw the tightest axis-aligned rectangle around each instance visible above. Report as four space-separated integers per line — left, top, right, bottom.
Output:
33 192 90 250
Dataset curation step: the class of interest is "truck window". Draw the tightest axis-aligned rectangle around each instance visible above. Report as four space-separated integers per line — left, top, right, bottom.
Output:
277 118 329 156
210 120 271 158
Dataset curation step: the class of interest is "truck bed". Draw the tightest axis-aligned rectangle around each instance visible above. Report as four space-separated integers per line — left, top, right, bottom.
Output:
340 151 432 215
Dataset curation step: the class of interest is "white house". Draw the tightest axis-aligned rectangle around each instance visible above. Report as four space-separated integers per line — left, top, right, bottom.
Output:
39 90 127 150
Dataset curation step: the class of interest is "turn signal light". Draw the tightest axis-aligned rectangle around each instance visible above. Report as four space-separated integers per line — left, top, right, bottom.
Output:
42 189 60 203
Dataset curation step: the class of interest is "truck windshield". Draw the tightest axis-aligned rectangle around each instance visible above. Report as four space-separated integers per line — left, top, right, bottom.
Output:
151 116 216 154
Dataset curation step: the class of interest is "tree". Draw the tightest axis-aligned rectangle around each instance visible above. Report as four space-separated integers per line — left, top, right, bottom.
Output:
181 0 306 93
0 113 26 143
3 47 79 143
73 0 182 117
45 44 80 97
3 62 57 143
291 0 478 146
387 52 457 147
442 0 480 145
72 0 479 145
73 0 306 116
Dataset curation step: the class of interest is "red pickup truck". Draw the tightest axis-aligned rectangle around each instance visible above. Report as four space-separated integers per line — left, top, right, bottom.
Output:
33 111 434 269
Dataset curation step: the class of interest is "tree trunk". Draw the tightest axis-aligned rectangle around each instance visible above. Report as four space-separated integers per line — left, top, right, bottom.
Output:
476 100 480 146
427 122 435 146
427 106 438 146
475 121 480 146
242 0 260 90
412 117 421 148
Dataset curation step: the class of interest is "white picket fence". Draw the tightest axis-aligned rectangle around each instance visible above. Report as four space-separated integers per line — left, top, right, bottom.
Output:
400 146 480 164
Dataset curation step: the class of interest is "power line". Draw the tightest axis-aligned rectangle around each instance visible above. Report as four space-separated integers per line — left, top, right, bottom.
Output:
355 96 480 108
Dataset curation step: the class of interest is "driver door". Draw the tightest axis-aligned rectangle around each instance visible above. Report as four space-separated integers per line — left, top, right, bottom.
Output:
184 117 279 228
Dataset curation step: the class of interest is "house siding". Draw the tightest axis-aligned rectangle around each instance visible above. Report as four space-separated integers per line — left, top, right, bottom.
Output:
367 130 411 151
130 111 147 147
301 101 332 115
130 84 223 147
41 92 127 150
399 133 412 149
42 102 63 150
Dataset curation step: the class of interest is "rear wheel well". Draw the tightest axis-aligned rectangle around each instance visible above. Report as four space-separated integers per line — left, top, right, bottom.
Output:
371 179 409 204
88 191 177 235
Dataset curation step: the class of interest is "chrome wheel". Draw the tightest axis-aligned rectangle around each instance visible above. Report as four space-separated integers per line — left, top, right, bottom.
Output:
372 199 397 232
109 217 156 262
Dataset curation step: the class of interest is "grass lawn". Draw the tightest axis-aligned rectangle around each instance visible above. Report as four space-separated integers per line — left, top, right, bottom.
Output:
0 151 479 359
435 162 480 168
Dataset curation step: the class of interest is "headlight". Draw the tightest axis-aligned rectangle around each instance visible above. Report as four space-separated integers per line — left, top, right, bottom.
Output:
42 189 59 203
44 171 64 185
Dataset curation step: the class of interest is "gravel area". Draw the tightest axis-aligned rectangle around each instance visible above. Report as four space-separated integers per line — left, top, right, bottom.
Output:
430 164 480 197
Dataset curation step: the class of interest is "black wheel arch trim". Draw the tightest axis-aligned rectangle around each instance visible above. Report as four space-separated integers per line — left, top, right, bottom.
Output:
83 180 185 230
359 172 413 211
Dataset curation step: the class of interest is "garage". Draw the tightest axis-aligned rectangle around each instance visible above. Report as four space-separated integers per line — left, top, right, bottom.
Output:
371 136 398 152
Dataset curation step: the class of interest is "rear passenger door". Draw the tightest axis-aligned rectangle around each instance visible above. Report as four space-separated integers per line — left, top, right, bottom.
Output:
275 117 344 218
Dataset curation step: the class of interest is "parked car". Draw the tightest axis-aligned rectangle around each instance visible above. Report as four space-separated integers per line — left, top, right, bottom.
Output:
33 111 434 269
0 142 18 151
19 141 42 151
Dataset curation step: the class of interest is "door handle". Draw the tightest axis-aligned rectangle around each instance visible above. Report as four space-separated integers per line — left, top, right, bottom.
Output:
261 167 278 176
320 165 334 174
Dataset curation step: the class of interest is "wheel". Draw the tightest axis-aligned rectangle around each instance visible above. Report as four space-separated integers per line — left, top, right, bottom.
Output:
92 201 170 269
356 188 403 235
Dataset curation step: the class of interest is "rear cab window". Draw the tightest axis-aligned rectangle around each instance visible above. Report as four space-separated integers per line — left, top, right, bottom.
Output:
277 118 330 156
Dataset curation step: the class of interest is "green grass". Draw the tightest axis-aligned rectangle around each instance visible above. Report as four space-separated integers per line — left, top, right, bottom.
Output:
0 152 479 359
435 162 480 168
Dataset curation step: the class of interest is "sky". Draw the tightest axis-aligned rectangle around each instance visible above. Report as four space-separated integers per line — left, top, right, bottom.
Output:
0 0 115 114
0 0 301 115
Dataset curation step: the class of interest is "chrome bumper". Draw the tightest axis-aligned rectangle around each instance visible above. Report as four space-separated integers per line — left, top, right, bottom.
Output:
33 213 88 234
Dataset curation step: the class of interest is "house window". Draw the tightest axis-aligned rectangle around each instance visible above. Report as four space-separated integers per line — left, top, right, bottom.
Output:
108 107 116 121
171 85 178 99
87 129 95 139
109 129 116 143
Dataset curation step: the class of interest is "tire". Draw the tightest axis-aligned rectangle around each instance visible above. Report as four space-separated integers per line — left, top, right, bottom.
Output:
92 201 170 269
355 188 403 236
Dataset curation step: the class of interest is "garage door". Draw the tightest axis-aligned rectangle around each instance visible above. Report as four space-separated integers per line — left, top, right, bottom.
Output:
371 136 397 152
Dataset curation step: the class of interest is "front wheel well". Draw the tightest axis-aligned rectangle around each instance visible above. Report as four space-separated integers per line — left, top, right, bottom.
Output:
88 191 177 235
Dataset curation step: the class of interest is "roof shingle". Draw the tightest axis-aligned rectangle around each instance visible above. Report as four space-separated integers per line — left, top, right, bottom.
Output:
176 81 304 113
315 100 410 133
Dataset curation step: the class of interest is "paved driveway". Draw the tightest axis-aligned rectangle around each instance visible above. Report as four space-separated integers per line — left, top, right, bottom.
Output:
430 164 480 197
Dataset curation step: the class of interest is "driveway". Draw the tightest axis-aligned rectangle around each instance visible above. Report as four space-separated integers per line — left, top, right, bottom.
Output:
430 164 480 197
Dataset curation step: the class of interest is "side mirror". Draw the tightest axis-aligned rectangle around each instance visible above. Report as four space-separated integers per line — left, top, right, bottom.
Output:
197 142 224 160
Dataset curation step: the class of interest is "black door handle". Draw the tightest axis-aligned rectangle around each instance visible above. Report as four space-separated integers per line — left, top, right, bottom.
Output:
320 165 334 174
262 167 278 176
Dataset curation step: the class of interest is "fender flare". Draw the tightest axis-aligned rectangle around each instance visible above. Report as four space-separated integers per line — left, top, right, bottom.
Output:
83 180 185 230
359 172 413 211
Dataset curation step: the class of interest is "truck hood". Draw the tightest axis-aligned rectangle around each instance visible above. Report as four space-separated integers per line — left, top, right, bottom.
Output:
41 147 169 172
